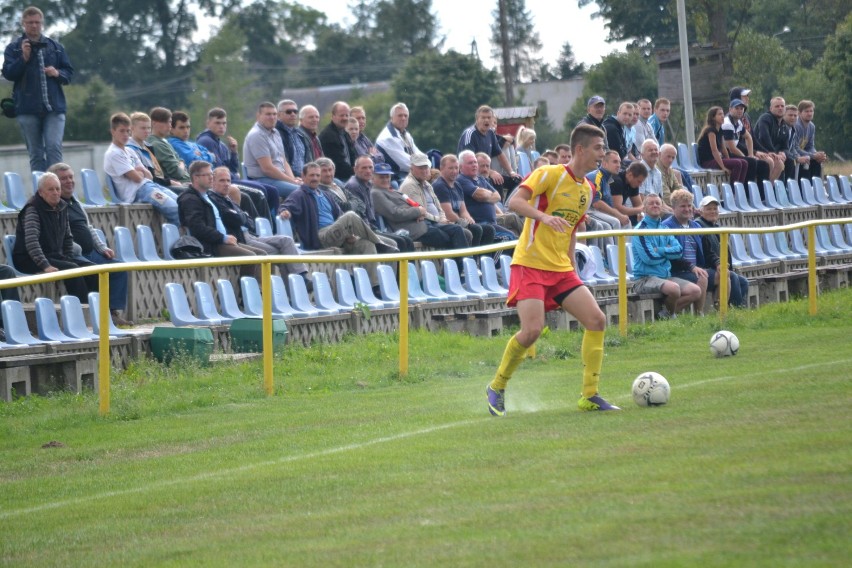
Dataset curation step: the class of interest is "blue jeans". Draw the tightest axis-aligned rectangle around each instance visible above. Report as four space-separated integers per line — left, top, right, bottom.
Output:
135 181 180 225
80 251 129 311
252 177 299 200
707 268 749 308
16 112 66 172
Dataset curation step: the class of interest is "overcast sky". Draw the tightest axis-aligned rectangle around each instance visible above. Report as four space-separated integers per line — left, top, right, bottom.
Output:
324 0 628 69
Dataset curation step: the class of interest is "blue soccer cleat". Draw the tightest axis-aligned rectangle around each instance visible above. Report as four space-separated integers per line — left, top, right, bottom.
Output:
486 384 506 416
578 394 621 411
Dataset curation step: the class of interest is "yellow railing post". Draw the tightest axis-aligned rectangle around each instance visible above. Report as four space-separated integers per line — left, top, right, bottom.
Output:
617 235 627 337
261 262 274 395
398 260 409 376
98 272 110 415
719 233 729 319
807 225 818 315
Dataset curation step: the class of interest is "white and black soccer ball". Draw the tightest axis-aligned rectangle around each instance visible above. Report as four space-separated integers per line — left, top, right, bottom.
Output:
710 330 740 357
632 372 671 407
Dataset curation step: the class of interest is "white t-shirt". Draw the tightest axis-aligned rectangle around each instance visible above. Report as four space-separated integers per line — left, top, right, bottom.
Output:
103 143 144 202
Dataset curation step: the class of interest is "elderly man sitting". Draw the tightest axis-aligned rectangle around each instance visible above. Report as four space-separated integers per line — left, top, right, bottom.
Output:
12 172 98 304
631 193 702 319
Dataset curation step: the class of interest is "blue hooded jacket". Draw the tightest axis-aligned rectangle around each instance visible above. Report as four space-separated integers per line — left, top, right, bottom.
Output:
631 215 682 279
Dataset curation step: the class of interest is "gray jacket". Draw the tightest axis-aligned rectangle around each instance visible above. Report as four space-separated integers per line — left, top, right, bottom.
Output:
370 187 427 240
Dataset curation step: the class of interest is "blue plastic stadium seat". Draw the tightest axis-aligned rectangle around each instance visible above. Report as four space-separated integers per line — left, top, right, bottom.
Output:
353 266 396 308
746 182 770 211
3 172 29 209
691 184 704 209
31 171 43 193
216 279 250 320
770 232 805 260
35 297 79 342
276 217 294 238
165 282 219 326
789 229 808 256
462 257 502 298
811 178 836 205
162 223 180 260
479 256 508 294
829 225 851 250
105 173 123 203
334 269 359 310
730 234 761 267
589 245 617 284
375 264 405 304
2 300 45 345
240 276 291 319
59 295 99 340
290 273 336 315
786 179 808 207
839 176 852 201
136 225 163 261
255 217 273 238
88 292 132 336
497 255 512 289
606 244 635 282
113 226 140 262
311 271 347 312
193 281 233 324
3 235 24 275
745 234 774 262
420 260 460 301
815 226 844 255
797 178 820 206
732 182 756 212
444 258 485 299
80 168 108 206
269 275 301 319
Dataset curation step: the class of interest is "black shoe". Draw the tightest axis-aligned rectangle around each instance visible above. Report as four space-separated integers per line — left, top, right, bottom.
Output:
300 272 314 294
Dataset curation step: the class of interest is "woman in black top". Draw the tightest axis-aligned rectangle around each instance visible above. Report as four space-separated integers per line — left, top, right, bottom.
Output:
697 106 748 185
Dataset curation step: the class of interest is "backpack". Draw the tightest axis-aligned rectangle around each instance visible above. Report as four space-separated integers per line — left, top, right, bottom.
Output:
170 235 208 259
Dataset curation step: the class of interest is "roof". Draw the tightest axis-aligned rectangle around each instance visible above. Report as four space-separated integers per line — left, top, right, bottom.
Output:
493 106 538 120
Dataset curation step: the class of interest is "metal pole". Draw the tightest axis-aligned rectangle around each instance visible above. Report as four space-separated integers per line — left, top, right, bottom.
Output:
261 262 274 395
676 0 696 145
399 261 409 376
617 235 628 337
719 233 729 318
807 225 818 315
98 272 110 415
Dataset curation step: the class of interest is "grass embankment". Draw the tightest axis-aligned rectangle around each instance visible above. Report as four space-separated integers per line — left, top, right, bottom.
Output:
1 289 850 566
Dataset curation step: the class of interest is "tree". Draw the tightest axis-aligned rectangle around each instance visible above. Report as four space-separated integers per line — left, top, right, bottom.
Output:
555 41 585 80
392 50 502 153
63 76 118 142
185 23 263 146
490 0 543 90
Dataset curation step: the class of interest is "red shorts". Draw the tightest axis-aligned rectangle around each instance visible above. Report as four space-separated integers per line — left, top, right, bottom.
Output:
507 265 585 311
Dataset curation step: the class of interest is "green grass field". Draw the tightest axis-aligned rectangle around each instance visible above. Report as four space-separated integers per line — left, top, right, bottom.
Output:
2 290 851 567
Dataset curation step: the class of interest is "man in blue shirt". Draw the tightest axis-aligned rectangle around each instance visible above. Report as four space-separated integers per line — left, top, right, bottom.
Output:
661 189 709 315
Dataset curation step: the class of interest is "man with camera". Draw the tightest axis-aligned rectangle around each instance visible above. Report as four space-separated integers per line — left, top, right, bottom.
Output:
2 6 73 173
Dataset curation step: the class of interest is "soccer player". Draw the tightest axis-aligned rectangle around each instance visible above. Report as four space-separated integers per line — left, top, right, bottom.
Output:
486 124 620 415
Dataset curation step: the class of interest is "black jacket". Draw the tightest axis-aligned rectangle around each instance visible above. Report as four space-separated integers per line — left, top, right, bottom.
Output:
603 115 629 159
319 122 357 180
13 193 74 270
207 190 255 241
177 186 225 255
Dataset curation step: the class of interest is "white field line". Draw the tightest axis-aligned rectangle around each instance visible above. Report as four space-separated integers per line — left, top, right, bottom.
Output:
2 357 850 520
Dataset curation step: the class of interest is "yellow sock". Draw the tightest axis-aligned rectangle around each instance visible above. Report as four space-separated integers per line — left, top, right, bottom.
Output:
491 335 529 391
581 330 605 398
526 344 536 359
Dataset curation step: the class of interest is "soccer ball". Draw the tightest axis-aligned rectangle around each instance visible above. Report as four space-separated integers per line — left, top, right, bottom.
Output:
632 372 671 407
710 330 739 357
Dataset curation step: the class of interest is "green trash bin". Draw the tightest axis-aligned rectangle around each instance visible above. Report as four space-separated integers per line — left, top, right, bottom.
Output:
230 318 288 353
149 326 214 366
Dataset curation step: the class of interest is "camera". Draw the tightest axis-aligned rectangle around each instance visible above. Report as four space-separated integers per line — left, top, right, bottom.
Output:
26 40 47 50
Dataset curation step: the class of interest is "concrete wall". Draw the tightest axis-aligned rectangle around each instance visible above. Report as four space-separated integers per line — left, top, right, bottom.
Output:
0 142 110 191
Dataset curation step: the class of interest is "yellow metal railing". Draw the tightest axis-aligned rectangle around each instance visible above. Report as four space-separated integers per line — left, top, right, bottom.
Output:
0 216 847 414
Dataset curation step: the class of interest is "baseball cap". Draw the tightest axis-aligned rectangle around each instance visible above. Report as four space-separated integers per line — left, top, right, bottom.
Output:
374 162 393 175
729 87 751 101
587 95 606 107
699 195 720 208
410 152 430 167
729 98 746 109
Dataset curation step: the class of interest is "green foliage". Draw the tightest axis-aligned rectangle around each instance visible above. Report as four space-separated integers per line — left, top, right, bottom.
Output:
730 28 804 110
185 23 262 146
815 12 852 156
63 76 118 142
562 50 657 131
392 50 502 153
